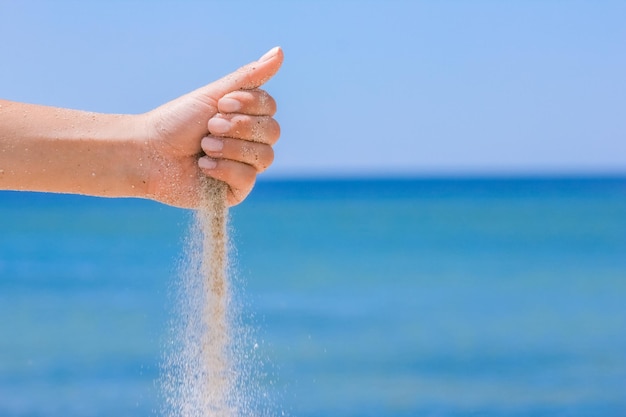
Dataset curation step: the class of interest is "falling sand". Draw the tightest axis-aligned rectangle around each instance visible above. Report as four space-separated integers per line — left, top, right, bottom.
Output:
197 177 230 416
162 178 277 417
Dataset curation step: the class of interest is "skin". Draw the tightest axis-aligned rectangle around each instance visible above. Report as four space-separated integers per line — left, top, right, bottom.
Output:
0 47 284 208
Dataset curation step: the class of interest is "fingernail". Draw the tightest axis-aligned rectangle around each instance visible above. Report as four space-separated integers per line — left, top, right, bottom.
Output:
218 97 241 113
208 117 231 134
259 46 279 62
198 157 217 170
202 137 223 152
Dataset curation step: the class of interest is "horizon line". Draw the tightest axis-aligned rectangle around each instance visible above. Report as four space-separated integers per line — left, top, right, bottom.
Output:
258 171 626 182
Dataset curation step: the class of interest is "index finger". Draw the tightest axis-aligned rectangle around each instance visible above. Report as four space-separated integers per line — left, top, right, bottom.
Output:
217 89 277 116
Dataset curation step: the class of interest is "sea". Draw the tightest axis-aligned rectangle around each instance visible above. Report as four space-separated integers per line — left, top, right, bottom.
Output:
0 177 625 417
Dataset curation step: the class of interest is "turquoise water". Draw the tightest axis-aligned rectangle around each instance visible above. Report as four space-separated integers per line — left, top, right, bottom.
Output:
1 178 625 416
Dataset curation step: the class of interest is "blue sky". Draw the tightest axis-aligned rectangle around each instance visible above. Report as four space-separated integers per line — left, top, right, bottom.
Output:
1 1 624 177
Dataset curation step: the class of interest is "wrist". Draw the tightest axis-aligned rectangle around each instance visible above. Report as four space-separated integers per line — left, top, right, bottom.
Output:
117 113 152 200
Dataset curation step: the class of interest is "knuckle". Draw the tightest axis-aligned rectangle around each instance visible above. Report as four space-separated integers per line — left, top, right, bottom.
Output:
270 119 281 144
259 146 274 172
262 92 277 115
267 94 277 116
243 165 257 184
245 89 277 115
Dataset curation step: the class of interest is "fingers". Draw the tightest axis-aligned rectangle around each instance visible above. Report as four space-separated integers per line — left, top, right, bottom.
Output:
207 114 280 144
198 110 277 205
198 157 258 206
200 46 284 100
218 89 277 116
201 136 274 173
197 133 275 206
193 47 283 206
201 106 280 205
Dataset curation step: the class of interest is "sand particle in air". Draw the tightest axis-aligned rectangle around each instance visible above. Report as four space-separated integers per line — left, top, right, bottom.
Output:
161 177 232 417
162 177 280 417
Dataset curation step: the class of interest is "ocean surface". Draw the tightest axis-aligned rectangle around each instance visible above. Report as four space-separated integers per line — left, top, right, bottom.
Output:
0 177 625 417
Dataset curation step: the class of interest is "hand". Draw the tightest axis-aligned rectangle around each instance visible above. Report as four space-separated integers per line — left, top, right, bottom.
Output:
144 47 283 208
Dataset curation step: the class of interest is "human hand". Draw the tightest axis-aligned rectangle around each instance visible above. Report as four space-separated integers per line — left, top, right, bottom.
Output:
144 47 283 208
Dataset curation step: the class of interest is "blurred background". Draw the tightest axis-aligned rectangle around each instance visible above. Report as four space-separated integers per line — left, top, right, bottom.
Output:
0 1 625 416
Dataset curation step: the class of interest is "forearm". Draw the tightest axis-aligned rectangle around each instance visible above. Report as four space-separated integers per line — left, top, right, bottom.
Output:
0 100 150 198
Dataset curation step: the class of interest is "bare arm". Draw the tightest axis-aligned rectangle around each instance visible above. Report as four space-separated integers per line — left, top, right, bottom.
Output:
0 102 150 198
0 47 283 208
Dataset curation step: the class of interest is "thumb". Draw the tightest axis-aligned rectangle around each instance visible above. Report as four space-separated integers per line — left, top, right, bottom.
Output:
204 46 284 99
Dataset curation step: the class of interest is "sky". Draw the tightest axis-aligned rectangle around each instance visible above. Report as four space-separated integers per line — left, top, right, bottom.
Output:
1 0 625 178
